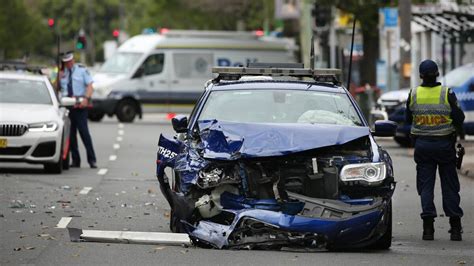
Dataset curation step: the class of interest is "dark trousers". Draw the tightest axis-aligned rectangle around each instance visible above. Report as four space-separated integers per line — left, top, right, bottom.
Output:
414 137 463 219
69 108 96 165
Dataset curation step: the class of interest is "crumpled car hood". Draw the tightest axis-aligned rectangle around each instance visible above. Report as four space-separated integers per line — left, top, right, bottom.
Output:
197 120 370 159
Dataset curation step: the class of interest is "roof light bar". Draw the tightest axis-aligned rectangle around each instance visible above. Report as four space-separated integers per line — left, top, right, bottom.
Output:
212 66 342 77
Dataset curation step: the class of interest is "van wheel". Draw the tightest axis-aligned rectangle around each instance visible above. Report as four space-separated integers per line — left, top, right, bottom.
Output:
88 112 105 122
116 99 137 123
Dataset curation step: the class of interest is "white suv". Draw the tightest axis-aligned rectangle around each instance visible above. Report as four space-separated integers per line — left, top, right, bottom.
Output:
0 71 72 173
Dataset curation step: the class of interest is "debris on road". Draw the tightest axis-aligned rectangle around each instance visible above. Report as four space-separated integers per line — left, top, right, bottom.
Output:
9 200 26 208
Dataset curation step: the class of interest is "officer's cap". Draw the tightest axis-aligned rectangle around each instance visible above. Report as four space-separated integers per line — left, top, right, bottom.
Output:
419 59 439 77
61 51 74 62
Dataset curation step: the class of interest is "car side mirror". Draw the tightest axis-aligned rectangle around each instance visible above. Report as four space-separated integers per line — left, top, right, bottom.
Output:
172 115 188 133
133 66 145 79
372 120 397 137
60 97 76 107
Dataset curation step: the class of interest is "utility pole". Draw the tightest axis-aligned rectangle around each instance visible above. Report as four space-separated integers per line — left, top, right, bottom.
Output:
399 0 411 89
299 0 313 68
88 0 95 65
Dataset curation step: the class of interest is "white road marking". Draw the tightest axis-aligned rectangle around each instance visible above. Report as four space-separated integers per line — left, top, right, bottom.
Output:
79 187 93 195
113 143 120 149
109 155 117 161
118 123 124 128
97 168 108 175
56 217 72 228
116 136 123 142
118 130 124 135
77 230 190 245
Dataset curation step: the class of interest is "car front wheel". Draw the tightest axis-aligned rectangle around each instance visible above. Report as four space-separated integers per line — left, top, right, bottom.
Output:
371 201 392 250
44 156 63 174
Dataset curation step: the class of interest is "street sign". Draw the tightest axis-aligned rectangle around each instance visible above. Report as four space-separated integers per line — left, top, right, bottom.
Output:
377 60 387 91
381 8 398 28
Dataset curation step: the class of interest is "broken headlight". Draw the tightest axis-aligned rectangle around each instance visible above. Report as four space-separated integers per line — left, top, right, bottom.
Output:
340 162 386 184
197 167 240 188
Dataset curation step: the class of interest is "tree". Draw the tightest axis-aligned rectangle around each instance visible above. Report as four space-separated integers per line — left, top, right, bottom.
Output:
0 1 51 60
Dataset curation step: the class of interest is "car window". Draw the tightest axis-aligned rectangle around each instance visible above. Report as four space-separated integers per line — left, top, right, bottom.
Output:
99 52 142 74
141 53 164 76
442 64 474 88
198 89 363 126
173 53 212 79
0 79 52 105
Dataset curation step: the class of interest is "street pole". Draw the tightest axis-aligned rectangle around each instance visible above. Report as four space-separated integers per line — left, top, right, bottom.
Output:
299 0 313 68
329 6 336 68
399 0 411 89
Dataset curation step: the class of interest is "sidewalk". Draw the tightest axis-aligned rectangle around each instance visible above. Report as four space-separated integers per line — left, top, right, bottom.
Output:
459 135 474 178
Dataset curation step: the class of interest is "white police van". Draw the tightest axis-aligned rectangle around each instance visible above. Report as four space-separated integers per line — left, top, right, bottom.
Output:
90 30 297 122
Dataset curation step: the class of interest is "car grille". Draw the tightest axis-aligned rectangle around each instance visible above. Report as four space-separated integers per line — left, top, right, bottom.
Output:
0 124 28 136
0 146 31 156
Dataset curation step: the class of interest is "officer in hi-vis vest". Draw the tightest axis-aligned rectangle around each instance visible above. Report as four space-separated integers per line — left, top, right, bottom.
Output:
406 60 465 241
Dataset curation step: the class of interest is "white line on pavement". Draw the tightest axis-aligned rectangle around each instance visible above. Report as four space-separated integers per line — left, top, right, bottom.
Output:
56 217 72 228
118 123 124 129
97 168 108 175
118 130 124 135
109 155 117 161
116 136 123 142
113 143 120 149
79 187 93 195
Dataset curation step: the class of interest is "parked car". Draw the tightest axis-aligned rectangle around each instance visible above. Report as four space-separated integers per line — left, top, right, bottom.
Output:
156 64 397 250
0 67 74 173
371 62 474 146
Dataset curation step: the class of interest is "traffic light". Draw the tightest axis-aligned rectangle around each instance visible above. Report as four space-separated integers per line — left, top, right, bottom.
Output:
112 29 120 38
76 35 87 50
48 18 55 28
312 5 331 28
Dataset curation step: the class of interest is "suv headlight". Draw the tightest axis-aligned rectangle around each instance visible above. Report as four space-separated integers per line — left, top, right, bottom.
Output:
28 122 58 132
340 162 386 184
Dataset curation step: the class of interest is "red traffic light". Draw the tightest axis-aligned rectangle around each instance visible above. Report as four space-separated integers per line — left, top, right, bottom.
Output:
112 29 120 38
48 18 55 28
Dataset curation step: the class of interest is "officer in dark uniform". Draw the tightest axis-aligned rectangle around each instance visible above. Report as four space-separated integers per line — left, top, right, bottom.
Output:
60 51 97 168
406 59 465 241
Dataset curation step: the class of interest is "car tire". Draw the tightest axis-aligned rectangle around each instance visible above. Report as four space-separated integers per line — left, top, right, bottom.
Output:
116 99 137 123
88 112 105 122
62 149 70 170
44 155 63 174
371 201 392 250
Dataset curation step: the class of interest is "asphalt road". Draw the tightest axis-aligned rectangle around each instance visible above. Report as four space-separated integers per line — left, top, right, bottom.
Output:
1 115 473 265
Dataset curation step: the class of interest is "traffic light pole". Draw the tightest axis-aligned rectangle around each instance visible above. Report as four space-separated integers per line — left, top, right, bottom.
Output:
56 21 61 94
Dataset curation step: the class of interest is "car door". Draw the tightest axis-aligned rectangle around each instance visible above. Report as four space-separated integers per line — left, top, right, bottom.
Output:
133 53 169 106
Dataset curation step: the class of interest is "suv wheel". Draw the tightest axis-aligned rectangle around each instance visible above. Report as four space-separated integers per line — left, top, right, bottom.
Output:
116 99 137 123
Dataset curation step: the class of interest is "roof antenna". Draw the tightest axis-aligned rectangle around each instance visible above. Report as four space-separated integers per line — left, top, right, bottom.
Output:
310 34 315 70
347 16 357 90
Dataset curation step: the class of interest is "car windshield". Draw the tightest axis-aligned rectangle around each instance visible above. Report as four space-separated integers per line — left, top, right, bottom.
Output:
442 64 474 88
0 78 52 105
99 52 142 74
198 89 363 126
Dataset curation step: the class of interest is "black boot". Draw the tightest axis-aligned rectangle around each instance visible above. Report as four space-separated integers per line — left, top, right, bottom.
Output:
449 217 462 241
422 218 434 240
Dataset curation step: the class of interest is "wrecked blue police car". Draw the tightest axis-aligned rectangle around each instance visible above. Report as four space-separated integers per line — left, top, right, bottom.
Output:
156 64 397 250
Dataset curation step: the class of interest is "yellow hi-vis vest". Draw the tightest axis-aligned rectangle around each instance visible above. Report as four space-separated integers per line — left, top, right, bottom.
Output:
409 85 455 136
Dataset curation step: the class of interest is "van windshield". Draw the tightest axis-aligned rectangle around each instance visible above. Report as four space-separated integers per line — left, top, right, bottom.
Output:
99 52 142 74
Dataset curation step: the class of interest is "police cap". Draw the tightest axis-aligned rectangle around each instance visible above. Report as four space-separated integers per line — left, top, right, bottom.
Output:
61 51 74 62
419 59 439 77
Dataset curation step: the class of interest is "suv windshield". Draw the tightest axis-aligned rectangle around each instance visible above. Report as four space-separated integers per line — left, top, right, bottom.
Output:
199 89 363 126
0 79 52 105
99 52 142 74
